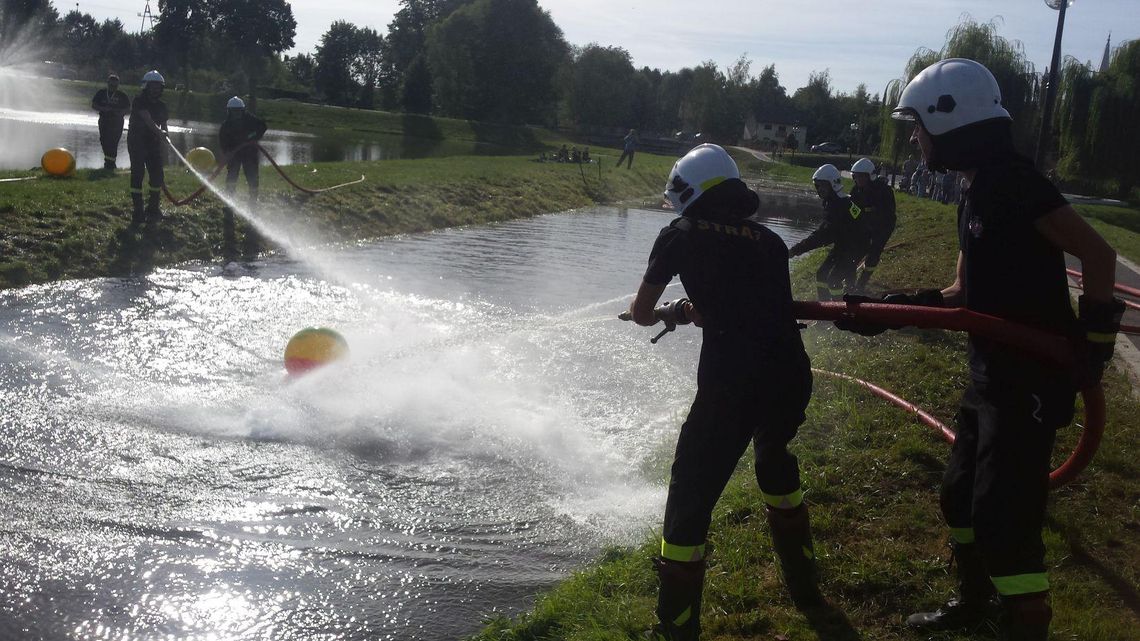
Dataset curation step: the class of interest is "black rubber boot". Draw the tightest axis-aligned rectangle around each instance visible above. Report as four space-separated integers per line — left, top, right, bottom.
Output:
1000 592 1051 641
766 504 822 607
906 542 998 630
145 190 162 224
648 557 705 641
131 192 145 225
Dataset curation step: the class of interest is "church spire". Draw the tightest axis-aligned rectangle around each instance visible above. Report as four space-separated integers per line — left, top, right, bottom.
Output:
1099 32 1112 73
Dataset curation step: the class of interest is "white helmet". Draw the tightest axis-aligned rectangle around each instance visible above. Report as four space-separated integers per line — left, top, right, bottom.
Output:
227 96 246 109
141 69 165 86
850 157 876 175
891 58 1011 136
812 164 844 196
663 144 740 214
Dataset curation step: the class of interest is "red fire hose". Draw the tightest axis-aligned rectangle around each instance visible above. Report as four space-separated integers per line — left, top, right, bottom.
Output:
1067 268 1140 314
163 141 365 206
794 300 1107 488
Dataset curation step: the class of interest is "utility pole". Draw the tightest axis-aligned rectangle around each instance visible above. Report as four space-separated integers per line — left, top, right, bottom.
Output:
1035 0 1070 169
138 0 156 34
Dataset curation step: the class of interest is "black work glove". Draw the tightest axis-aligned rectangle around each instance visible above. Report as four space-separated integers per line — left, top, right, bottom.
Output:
1074 295 1126 388
832 289 944 336
881 289 945 308
833 294 890 336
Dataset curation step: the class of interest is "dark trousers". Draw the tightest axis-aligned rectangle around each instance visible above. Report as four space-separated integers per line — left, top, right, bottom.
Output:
662 365 812 547
98 118 124 165
128 142 164 191
815 250 859 299
226 153 260 200
940 381 1075 591
616 149 635 169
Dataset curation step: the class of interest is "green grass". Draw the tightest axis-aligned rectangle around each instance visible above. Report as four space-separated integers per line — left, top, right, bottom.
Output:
1075 204 1140 266
0 152 674 289
468 160 1140 641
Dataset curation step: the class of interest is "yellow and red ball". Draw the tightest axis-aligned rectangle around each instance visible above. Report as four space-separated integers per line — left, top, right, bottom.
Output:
284 328 348 375
186 147 216 172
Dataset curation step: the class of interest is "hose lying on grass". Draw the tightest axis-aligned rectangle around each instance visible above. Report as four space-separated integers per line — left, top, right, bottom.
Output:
163 140 365 206
1067 268 1140 315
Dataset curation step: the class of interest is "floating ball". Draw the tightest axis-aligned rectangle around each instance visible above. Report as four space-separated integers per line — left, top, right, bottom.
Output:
186 147 216 172
41 148 76 177
284 327 349 375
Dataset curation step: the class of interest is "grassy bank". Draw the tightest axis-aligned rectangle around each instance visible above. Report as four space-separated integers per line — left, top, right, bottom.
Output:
0 153 673 289
470 164 1140 640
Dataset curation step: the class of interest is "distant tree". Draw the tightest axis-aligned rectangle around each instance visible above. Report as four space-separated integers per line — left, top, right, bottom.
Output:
352 26 385 108
385 0 470 111
154 0 209 89
427 0 568 124
284 53 315 89
568 44 636 127
60 10 98 66
314 20 361 106
401 54 433 113
208 0 296 107
785 132 798 150
1057 40 1140 198
1 0 59 57
793 69 838 143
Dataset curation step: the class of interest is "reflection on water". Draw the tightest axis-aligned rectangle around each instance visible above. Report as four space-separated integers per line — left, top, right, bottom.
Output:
0 107 519 171
0 204 813 641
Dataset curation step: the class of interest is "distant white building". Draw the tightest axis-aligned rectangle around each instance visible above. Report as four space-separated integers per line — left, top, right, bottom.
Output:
743 110 806 150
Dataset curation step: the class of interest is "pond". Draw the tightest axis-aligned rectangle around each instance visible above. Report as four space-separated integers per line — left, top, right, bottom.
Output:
0 202 816 640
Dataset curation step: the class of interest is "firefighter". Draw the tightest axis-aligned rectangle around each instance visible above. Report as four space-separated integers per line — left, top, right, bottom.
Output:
219 96 267 202
849 157 897 291
850 58 1123 641
788 164 872 300
126 70 169 225
629 144 819 640
91 73 130 170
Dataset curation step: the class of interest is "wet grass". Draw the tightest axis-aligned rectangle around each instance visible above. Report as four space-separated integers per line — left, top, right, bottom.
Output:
469 160 1140 641
0 153 674 289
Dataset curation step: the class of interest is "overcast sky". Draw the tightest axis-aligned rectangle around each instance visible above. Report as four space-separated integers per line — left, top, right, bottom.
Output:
78 0 1140 96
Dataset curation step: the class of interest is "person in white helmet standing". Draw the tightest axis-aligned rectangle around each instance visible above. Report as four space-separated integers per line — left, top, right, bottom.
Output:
788 164 872 300
219 96 268 258
219 96 268 202
126 70 169 225
848 58 1123 641
848 157 897 291
629 144 820 640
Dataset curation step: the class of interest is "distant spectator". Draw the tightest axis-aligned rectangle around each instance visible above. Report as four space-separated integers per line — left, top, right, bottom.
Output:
616 128 638 169
91 73 130 170
557 144 568 162
582 147 591 163
570 146 581 163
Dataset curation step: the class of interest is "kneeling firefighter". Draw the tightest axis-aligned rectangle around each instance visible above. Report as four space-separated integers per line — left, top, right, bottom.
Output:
789 165 872 299
629 144 820 640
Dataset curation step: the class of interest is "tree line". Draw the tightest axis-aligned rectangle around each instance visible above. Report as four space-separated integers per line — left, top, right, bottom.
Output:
3 1 1137 197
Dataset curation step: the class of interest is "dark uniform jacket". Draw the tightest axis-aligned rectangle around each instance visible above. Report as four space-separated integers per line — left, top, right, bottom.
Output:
644 180 808 387
850 179 897 257
127 94 168 148
959 155 1076 386
789 194 870 260
220 112 268 159
92 88 130 123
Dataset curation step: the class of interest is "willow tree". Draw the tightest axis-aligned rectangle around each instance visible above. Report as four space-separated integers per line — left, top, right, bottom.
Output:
1057 40 1140 198
879 17 1040 160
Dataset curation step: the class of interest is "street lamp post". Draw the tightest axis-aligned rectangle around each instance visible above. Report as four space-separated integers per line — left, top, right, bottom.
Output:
1035 0 1072 169
849 122 859 161
791 124 799 163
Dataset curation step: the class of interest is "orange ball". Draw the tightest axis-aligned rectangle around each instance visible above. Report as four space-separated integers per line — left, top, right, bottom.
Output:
41 148 76 177
284 328 348 375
